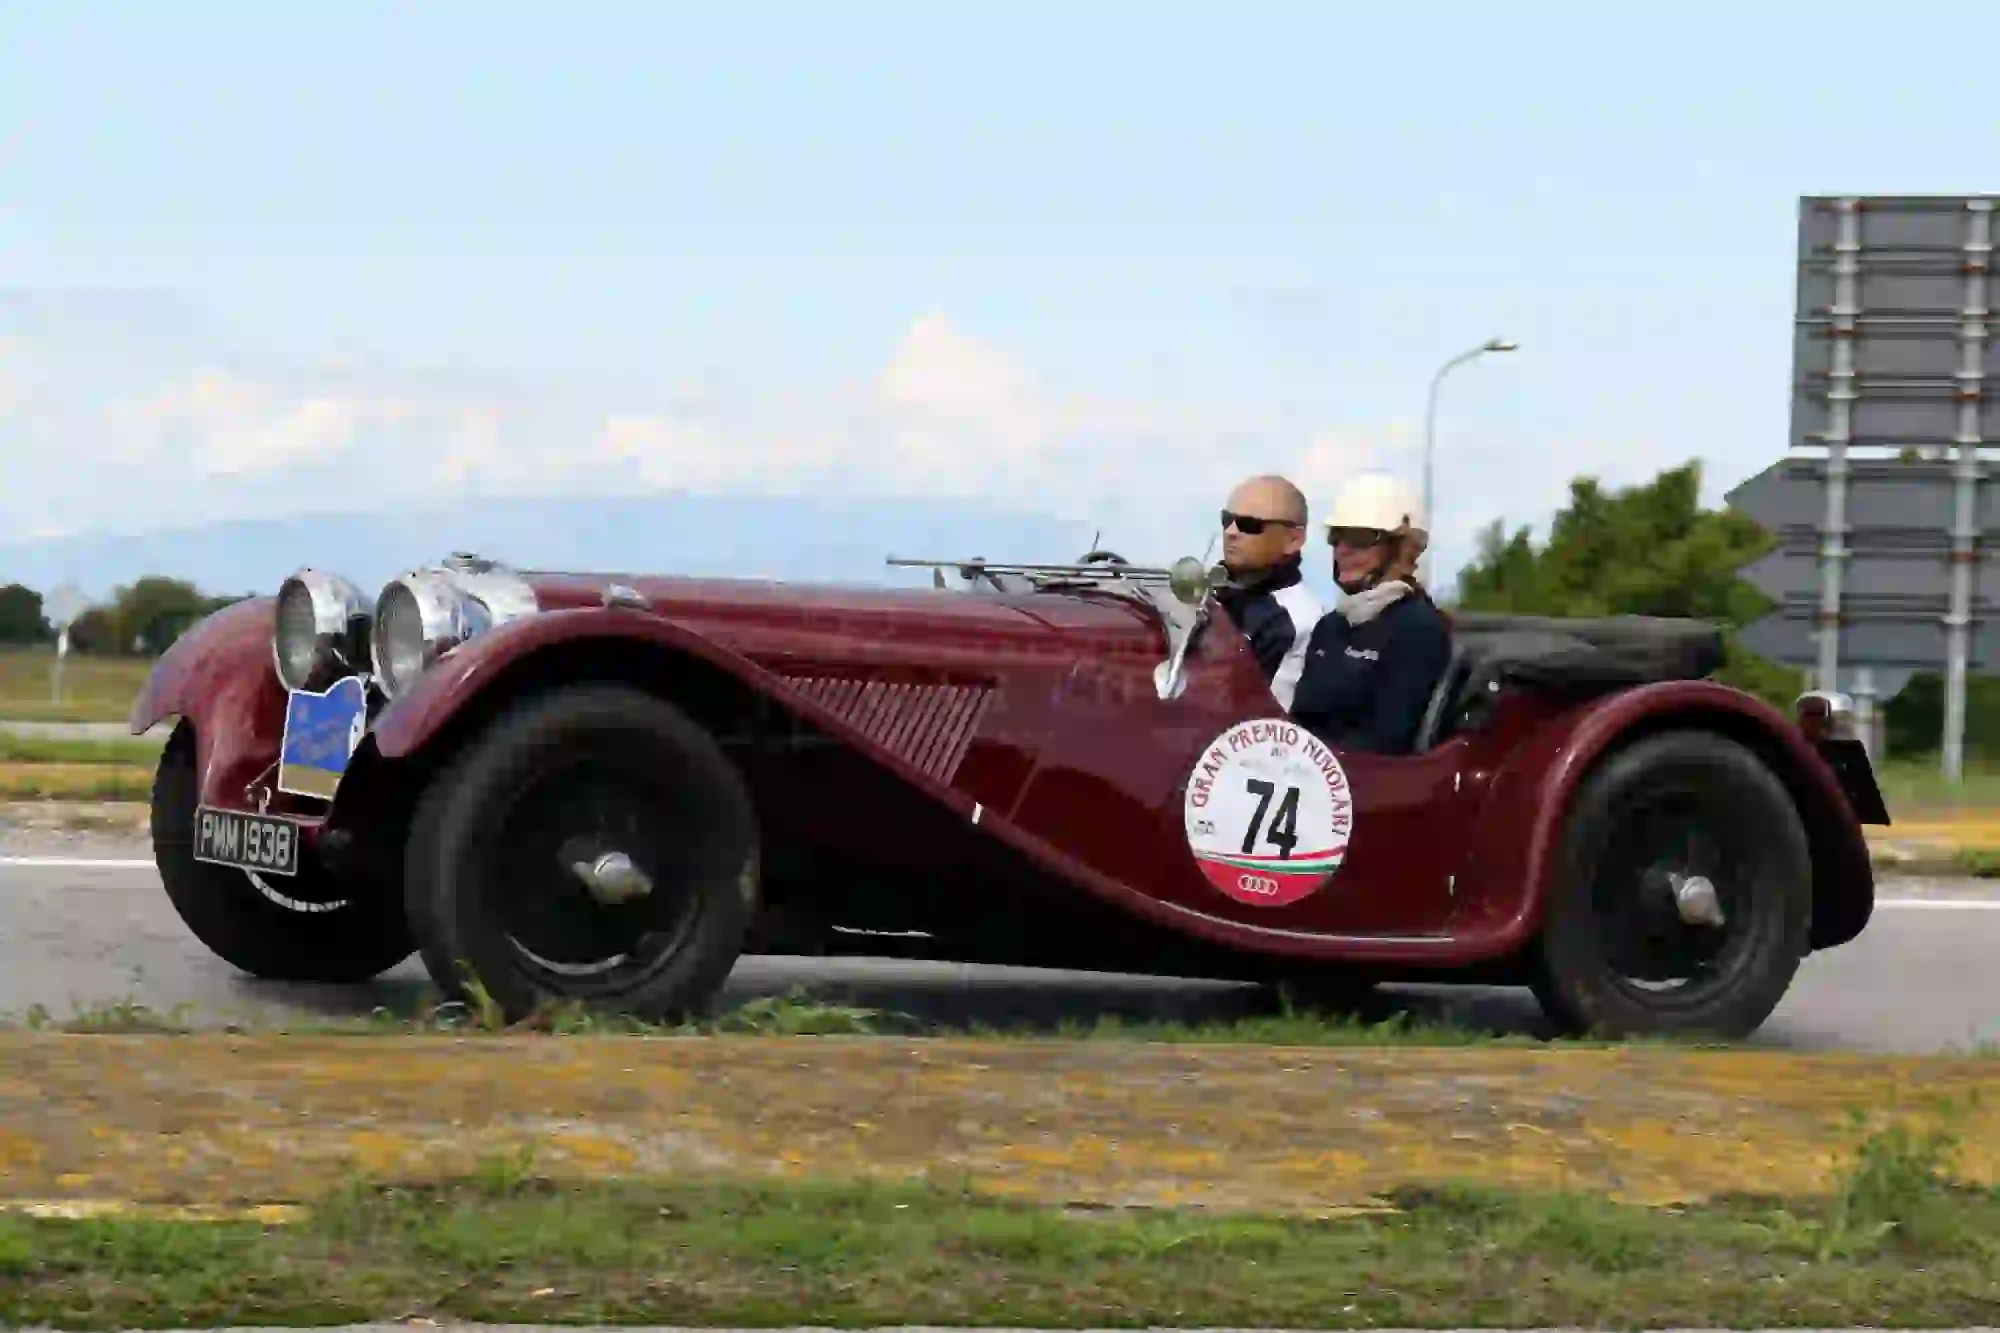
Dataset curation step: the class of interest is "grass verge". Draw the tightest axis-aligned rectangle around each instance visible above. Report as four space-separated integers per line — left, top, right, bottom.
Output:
1877 756 2000 814
0 762 153 802
0 735 164 765
0 647 153 725
0 736 160 802
1950 846 2000 878
3 985 1594 1048
0 1122 1993 1330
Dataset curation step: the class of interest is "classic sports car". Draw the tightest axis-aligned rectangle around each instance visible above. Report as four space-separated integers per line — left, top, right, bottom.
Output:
128 548 1889 1039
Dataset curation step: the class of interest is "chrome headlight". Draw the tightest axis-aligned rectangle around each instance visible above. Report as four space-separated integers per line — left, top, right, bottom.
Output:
369 555 541 698
272 568 371 692
371 571 488 699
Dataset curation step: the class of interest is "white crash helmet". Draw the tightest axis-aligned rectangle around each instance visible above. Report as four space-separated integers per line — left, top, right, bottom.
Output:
1321 472 1428 543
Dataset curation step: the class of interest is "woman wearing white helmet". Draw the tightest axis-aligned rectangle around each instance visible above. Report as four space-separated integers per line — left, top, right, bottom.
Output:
1287 471 1454 754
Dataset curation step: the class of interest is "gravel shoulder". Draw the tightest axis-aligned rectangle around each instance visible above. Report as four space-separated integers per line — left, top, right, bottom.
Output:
0 1033 1995 1213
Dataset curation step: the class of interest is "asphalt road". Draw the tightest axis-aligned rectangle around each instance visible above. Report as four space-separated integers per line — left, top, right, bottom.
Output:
0 840 1994 1051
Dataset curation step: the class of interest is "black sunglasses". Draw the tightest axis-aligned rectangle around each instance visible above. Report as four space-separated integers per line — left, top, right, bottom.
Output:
1326 526 1391 548
1221 510 1303 536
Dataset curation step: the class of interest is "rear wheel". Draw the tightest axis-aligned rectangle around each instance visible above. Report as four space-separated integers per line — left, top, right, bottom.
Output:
1530 729 1811 1040
151 721 414 982
404 684 759 1025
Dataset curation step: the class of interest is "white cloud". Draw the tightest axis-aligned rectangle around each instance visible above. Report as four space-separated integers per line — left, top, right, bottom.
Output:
108 368 396 474
2 308 1418 571
432 404 519 489
876 312 1037 412
596 412 755 491
1291 424 1418 514
568 313 1397 550
1 293 1779 602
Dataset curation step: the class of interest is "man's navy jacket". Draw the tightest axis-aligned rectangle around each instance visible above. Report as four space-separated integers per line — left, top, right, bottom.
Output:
1213 554 1323 710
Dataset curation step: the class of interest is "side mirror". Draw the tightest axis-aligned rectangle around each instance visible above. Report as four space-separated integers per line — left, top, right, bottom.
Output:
1169 555 1221 606
1152 558 1225 701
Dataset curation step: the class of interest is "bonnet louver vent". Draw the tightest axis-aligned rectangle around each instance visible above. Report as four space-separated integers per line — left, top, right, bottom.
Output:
780 676 992 782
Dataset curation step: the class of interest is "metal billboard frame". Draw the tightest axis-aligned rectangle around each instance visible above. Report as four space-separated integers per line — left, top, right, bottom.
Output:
1746 194 1999 778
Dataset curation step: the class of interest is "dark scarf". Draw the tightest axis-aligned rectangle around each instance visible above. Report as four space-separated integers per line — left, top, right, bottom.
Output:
1222 551 1304 595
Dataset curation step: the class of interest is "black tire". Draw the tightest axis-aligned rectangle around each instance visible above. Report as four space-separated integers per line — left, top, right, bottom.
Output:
404 683 759 1025
1529 728 1811 1040
150 721 415 982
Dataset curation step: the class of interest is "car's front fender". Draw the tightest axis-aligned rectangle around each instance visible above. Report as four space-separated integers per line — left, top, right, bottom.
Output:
364 606 776 761
128 596 276 736
363 606 1004 824
128 595 295 810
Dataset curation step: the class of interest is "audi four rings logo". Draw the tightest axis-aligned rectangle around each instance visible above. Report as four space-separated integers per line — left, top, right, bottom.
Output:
1236 873 1279 896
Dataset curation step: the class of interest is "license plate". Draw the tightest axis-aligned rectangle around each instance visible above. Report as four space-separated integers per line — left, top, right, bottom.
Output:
278 675 369 800
192 806 302 877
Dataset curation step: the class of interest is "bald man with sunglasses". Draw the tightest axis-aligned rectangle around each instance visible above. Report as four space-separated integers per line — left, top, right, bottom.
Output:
1214 474 1324 710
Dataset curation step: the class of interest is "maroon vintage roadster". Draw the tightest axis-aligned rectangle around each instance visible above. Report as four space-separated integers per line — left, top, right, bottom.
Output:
129 548 1889 1038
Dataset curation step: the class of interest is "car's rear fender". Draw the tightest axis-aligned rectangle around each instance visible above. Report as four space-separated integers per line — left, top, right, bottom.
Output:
1454 680 1876 958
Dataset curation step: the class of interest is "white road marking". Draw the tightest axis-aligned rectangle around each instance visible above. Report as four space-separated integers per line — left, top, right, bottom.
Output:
0 856 154 869
0 856 1997 912
1875 896 2000 910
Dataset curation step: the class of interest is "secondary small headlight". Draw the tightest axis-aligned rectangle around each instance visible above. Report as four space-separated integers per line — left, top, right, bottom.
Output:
371 571 490 699
272 569 371 692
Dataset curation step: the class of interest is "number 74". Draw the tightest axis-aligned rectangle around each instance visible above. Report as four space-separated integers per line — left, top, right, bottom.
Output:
1241 778 1299 857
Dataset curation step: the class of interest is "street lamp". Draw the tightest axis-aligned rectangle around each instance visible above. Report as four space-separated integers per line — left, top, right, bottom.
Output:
1420 336 1517 577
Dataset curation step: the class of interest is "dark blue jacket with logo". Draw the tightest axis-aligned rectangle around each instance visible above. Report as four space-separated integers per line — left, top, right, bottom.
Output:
1288 591 1454 755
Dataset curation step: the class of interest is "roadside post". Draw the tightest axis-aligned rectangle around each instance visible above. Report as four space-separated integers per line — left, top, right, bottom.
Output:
43 582 86 708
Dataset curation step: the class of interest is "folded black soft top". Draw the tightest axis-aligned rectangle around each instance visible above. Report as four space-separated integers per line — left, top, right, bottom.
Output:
1443 612 1727 692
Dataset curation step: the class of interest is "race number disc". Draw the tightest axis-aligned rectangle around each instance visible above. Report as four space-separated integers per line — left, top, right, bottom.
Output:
1182 719 1354 907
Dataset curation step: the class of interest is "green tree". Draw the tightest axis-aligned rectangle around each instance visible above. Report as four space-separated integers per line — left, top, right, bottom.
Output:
113 577 215 655
1448 460 1805 708
61 578 251 657
0 584 50 644
1882 672 2000 763
66 605 122 655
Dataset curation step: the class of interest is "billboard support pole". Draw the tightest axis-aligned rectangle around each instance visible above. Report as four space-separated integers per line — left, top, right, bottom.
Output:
1944 199 1992 784
1817 199 1859 694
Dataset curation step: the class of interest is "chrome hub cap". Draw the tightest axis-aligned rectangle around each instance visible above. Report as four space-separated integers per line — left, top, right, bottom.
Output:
570 849 654 906
1672 872 1725 928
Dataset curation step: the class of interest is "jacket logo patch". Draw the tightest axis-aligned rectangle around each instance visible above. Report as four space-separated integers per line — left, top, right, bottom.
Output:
1345 646 1379 661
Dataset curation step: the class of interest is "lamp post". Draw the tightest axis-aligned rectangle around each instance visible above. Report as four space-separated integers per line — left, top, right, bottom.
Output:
1420 336 1517 579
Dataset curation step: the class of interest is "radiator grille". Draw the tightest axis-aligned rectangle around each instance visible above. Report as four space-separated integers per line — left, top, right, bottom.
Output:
780 676 992 782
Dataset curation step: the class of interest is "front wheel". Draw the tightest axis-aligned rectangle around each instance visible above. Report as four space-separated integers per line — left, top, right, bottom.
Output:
404 683 760 1026
1530 729 1811 1041
151 721 415 982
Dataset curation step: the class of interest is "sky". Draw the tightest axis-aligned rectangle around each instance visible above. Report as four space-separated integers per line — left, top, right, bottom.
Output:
3 1 1999 609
